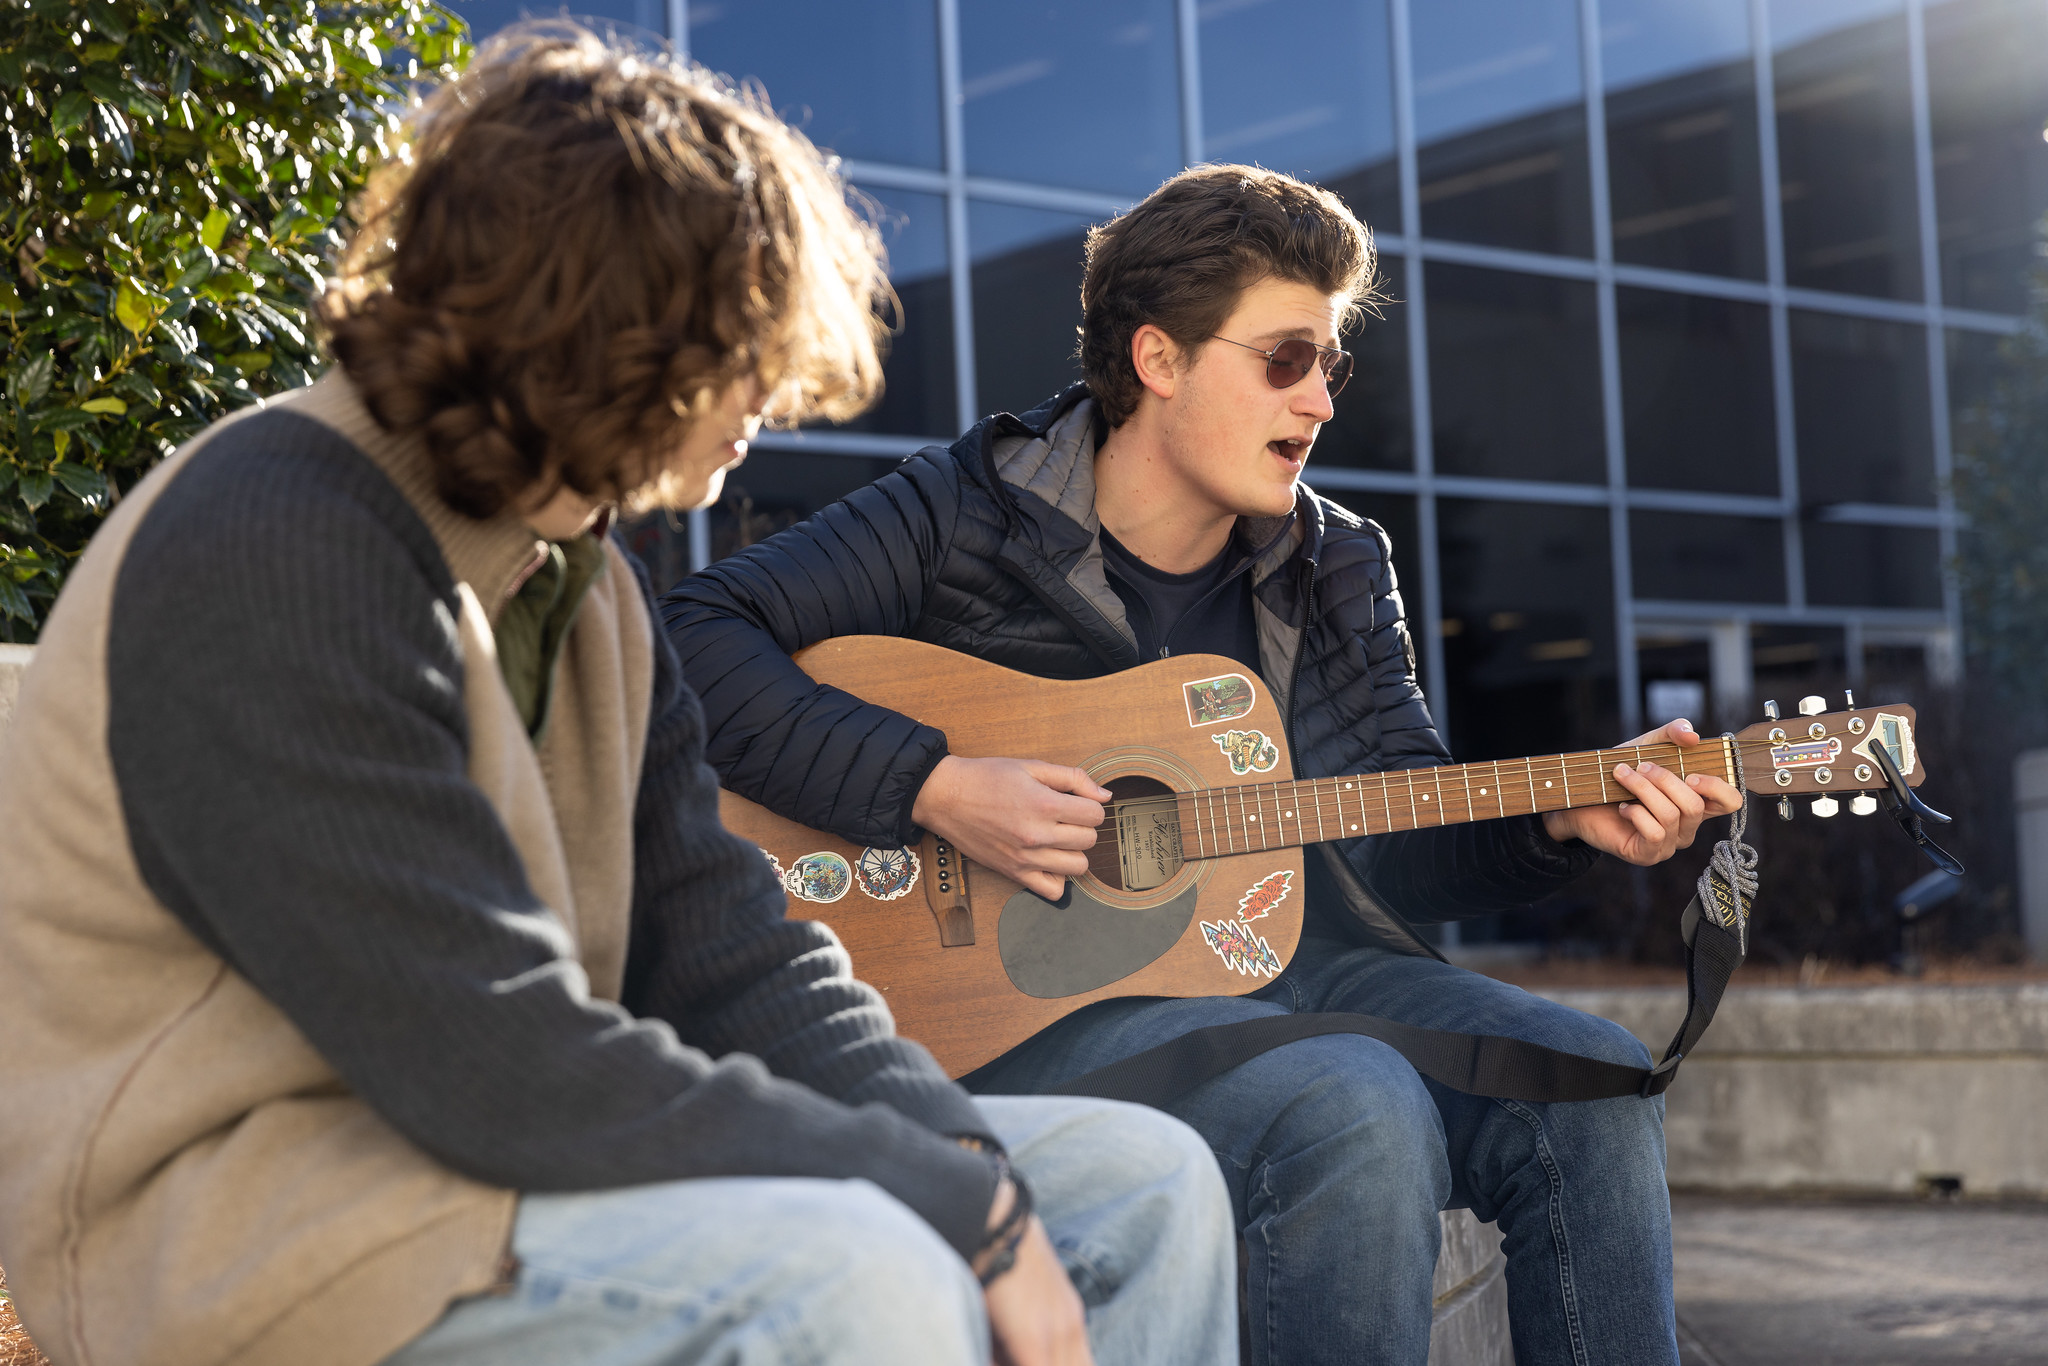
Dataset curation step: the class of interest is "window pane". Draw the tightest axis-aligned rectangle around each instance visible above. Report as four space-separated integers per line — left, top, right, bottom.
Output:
686 0 942 168
1772 0 1922 300
1315 256 1411 471
970 202 1091 419
1427 263 1603 483
1926 0 2048 314
450 0 667 43
1946 325 2008 450
1412 0 1592 257
1602 0 1767 279
1790 310 1935 506
960 1 1182 196
1629 511 1785 603
820 189 955 439
1200 0 1399 230
1618 287 1776 495
1803 522 1943 608
710 452 905 562
1438 499 1617 760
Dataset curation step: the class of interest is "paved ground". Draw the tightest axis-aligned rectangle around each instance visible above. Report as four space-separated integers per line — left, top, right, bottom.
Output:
1674 1195 2048 1366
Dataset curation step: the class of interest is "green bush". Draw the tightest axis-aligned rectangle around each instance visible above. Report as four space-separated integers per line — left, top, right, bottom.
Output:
0 0 466 639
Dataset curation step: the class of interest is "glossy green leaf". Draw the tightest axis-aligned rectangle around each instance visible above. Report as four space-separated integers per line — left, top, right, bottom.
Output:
0 576 33 622
80 396 129 415
53 89 94 133
54 461 109 501
199 205 231 249
224 350 272 373
17 471 54 510
15 352 54 404
114 278 161 334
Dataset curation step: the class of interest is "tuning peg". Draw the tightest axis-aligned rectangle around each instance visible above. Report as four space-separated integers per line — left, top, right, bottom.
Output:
1798 695 1826 716
1844 688 1856 709
1764 698 1781 720
1811 795 1840 818
1778 795 1794 821
1850 794 1878 816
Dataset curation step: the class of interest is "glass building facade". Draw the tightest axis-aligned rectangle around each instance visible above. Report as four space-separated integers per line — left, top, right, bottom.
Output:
456 0 2048 762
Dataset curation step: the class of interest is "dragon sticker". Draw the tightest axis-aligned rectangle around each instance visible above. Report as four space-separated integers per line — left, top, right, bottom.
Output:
1236 869 1294 922
1211 728 1280 775
784 851 853 904
1184 672 1257 726
854 846 920 901
1200 916 1284 978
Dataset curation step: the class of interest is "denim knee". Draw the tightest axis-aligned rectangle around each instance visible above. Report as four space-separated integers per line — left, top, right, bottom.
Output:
1252 1034 1448 1198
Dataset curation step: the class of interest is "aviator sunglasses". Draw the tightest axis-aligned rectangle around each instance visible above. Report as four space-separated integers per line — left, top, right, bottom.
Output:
1211 335 1354 396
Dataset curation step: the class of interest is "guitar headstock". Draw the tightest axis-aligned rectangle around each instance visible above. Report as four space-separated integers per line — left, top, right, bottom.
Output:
1731 693 1925 819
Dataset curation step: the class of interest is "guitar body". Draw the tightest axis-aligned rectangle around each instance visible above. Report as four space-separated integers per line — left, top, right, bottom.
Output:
718 637 1306 1076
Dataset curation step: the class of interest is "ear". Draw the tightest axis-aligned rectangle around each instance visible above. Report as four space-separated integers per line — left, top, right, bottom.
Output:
1129 323 1181 401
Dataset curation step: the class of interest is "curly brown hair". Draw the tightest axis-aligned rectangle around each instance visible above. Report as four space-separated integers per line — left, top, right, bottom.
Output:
320 22 891 517
1079 164 1384 427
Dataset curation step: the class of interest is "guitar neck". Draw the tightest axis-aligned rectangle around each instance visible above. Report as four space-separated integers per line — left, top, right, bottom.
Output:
1174 737 1737 859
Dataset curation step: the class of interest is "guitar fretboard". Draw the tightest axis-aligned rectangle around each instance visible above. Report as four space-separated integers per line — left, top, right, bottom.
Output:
1172 738 1737 858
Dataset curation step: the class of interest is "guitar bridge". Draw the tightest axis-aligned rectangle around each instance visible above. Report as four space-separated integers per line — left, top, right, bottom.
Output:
921 834 975 946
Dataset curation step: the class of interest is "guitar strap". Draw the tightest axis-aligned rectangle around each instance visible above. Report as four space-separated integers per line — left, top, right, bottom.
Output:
1050 752 1759 1109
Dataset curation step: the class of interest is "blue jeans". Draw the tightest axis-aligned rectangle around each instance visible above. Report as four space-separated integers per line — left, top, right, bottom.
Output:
969 937 1677 1366
382 1095 1236 1366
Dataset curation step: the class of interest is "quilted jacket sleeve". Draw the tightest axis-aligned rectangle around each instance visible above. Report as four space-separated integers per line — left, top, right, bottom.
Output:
1328 521 1602 924
659 452 961 848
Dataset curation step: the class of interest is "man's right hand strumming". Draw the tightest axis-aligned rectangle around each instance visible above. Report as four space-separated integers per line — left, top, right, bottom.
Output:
912 755 1112 901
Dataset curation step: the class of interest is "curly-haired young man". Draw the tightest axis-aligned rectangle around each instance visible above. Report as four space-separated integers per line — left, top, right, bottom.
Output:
664 164 1744 1366
0 29 1235 1366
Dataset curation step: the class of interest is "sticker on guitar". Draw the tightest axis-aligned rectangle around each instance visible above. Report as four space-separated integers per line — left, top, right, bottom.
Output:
1201 916 1284 978
784 851 853 903
1211 728 1279 775
1237 869 1294 921
854 846 920 901
1184 672 1257 726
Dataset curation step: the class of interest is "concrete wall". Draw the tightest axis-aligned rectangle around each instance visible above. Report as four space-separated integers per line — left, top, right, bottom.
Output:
0 643 29 742
1543 985 2048 1198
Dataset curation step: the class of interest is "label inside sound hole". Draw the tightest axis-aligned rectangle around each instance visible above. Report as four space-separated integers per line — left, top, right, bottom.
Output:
1116 798 1183 891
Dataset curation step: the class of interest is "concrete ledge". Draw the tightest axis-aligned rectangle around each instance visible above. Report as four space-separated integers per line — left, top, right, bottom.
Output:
1540 985 2048 1198
1430 1209 1510 1365
0 642 30 742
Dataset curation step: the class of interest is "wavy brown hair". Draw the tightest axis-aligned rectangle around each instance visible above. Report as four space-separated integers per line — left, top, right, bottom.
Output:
1079 164 1383 427
320 23 891 517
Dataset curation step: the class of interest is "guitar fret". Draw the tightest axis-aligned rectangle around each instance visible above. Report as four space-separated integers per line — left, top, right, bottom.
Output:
1459 765 1473 821
1431 768 1446 824
1524 757 1538 815
1313 778 1328 843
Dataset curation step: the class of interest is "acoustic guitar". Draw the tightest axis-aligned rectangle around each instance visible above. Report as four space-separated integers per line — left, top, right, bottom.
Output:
718 636 1928 1076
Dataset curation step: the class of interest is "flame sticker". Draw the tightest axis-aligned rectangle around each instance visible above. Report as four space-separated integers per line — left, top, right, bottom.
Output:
1236 870 1294 922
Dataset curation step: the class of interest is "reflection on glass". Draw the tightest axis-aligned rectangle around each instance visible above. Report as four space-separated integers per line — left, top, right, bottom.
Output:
1412 0 1592 257
1749 623 1849 685
1926 0 2048 314
686 0 942 168
1427 262 1602 483
1945 327 2008 450
1438 498 1617 760
960 0 1182 196
827 189 954 438
1804 522 1942 608
448 0 667 44
1790 310 1934 506
1601 0 1766 278
1629 511 1784 602
970 201 1092 419
1618 287 1776 494
1200 0 1398 230
1772 0 1921 300
709 452 905 562
1315 256 1411 471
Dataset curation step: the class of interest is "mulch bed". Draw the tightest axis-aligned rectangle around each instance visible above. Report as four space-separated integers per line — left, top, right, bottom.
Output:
0 1266 50 1366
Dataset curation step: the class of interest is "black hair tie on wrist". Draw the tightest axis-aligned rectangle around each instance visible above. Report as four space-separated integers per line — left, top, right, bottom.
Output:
975 1171 1034 1288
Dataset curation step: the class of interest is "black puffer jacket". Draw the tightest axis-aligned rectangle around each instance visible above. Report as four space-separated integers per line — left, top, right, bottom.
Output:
662 387 1598 956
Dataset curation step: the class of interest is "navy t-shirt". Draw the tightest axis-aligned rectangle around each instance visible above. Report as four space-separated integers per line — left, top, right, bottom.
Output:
1098 528 1262 668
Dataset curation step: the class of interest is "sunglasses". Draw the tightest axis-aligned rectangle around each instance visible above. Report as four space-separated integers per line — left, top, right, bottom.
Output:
1211 335 1354 397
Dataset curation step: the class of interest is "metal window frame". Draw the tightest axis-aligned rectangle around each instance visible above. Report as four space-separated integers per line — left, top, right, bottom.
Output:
700 0 2008 714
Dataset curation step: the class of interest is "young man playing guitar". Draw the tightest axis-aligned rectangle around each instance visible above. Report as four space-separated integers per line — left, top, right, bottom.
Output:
664 165 1742 1366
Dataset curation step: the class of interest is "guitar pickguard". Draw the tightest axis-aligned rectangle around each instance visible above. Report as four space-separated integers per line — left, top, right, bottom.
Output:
998 881 1202 998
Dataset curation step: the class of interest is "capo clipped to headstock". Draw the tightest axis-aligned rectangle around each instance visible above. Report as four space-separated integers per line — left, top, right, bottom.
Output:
1869 734 1964 877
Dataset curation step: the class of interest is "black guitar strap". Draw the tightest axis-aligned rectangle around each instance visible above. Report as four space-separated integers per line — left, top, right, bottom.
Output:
1049 754 1759 1109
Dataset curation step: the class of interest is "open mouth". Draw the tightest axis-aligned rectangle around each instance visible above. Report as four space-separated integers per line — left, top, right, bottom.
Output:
1268 437 1309 464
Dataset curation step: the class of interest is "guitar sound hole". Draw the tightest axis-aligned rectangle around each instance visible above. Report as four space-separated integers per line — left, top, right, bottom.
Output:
1089 775 1183 892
